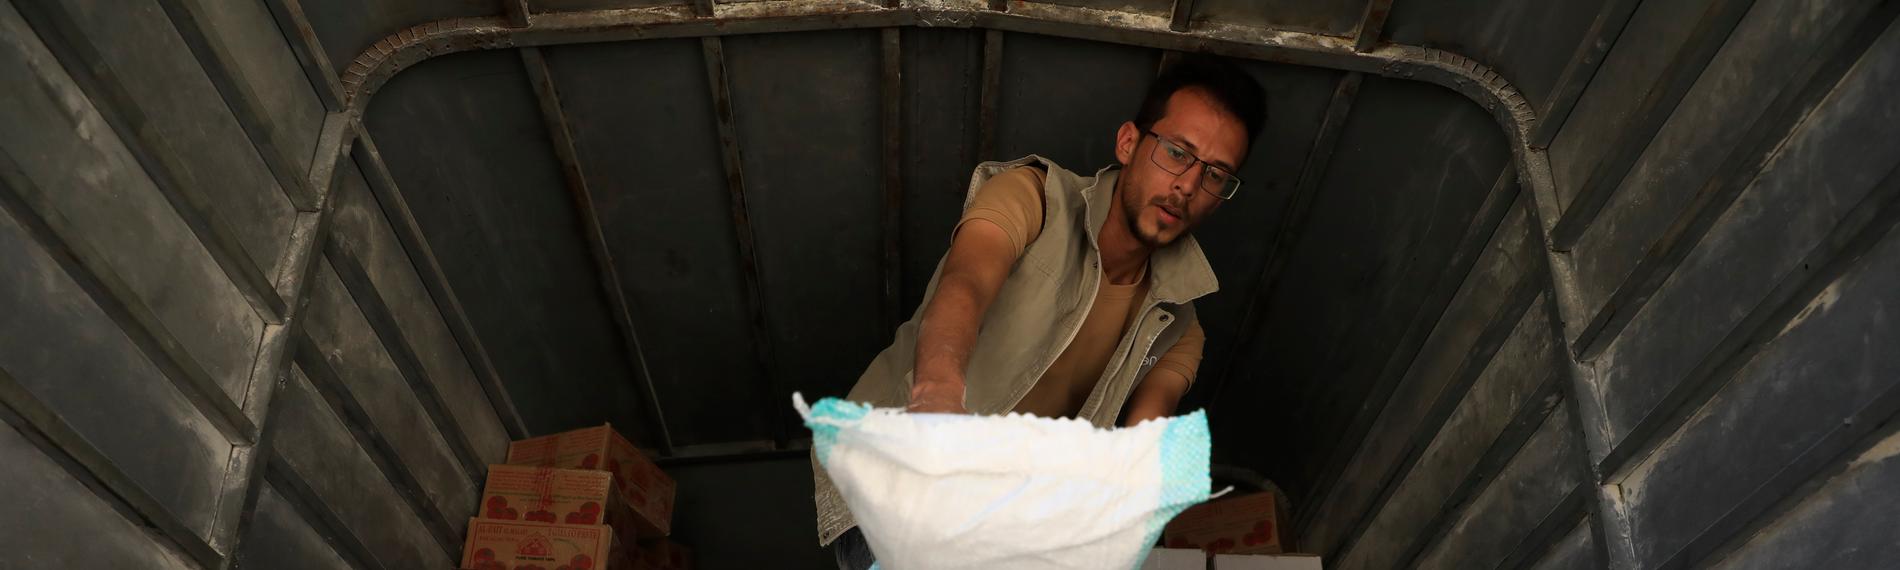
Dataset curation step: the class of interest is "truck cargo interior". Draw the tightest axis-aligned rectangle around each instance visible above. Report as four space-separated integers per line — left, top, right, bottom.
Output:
4 0 1898 568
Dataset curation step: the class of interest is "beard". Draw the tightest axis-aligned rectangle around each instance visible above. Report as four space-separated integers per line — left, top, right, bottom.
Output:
1120 175 1187 248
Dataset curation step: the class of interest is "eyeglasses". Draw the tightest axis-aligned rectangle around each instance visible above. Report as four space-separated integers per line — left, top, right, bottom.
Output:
1143 130 1242 200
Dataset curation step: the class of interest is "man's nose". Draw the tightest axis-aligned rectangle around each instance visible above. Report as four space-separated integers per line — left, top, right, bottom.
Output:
1170 163 1204 198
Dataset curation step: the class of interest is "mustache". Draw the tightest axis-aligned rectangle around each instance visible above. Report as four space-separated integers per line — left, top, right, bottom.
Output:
1151 196 1188 220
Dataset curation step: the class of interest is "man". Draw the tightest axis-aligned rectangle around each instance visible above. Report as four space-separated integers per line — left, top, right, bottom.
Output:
819 56 1267 569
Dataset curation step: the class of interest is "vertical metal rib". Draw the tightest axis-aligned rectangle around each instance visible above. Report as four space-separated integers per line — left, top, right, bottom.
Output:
258 0 346 112
1352 0 1395 52
880 28 905 336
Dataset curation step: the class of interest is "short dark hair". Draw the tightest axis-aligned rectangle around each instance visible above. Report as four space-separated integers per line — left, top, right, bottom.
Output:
1134 55 1268 147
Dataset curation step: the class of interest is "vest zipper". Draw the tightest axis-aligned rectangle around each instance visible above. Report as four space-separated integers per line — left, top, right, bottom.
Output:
1004 256 1103 412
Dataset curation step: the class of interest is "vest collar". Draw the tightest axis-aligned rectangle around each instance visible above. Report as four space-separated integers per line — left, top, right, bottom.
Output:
1079 165 1220 305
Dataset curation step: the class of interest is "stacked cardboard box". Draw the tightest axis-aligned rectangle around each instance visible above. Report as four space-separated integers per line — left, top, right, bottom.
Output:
460 424 687 570
1163 491 1292 555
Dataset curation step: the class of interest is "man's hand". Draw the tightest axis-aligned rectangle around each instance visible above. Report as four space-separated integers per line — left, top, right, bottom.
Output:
906 377 968 414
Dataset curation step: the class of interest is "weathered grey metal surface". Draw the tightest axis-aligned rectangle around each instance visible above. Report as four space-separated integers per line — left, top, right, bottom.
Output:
0 198 233 544
300 259 479 542
1612 208 1900 569
1568 0 1889 357
1530 520 1603 570
1219 74 1511 503
541 38 767 447
363 48 648 439
725 30 888 430
995 33 1157 168
1710 429 1900 570
1192 0 1361 37
0 420 196 569
234 483 356 570
1333 298 1558 570
1293 201 1541 554
271 365 456 568
328 158 511 466
1588 21 1900 468
1413 406 1588 570
0 1 266 417
897 27 984 315
1544 0 1731 209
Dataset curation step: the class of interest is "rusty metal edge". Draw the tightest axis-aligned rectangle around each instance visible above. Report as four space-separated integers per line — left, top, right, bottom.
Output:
1352 0 1394 52
699 35 789 449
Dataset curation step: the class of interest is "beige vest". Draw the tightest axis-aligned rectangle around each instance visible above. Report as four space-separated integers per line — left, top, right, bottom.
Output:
811 155 1221 545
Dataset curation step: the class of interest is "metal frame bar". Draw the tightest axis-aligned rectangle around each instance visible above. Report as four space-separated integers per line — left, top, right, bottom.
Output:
977 29 1005 162
518 46 676 455
879 28 905 336
14 0 288 323
699 35 789 447
259 0 346 112
1207 71 1361 411
1546 0 1757 250
503 0 532 27
1352 0 1395 53
1168 0 1195 33
1529 0 1644 148
153 0 320 210
0 149 257 445
351 126 531 440
1568 1 1900 361
291 338 462 558
1289 168 1520 533
331 2 1553 246
207 112 353 565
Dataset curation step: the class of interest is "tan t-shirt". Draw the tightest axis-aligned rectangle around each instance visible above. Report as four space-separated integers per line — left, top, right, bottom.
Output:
956 166 1206 419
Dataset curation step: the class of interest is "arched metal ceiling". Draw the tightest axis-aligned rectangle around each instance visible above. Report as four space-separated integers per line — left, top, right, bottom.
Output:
282 0 1611 501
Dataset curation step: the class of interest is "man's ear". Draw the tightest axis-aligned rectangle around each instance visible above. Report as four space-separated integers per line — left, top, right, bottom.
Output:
1115 121 1140 165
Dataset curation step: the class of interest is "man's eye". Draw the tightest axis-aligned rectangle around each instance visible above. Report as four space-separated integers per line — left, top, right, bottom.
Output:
1166 146 1187 160
1207 170 1230 183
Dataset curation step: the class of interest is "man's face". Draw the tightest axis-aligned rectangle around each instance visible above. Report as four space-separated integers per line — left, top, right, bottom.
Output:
1113 87 1250 248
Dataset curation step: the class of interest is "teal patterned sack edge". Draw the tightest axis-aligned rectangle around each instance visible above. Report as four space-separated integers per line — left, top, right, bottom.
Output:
1137 409 1212 568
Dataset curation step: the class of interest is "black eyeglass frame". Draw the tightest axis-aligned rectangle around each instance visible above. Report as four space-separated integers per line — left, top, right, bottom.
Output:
1141 130 1243 200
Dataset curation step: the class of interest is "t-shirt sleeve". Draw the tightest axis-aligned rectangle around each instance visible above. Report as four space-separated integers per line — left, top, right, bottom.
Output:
955 166 1047 260
1150 317 1206 388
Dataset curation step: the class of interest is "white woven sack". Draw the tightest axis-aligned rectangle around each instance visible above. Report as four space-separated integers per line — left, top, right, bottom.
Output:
797 394 1213 570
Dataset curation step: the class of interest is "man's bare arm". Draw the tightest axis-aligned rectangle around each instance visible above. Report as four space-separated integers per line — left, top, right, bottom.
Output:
1122 370 1190 426
908 220 1018 413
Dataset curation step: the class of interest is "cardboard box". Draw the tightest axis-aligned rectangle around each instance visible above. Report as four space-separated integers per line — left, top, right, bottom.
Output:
507 424 676 537
479 465 642 531
1211 553 1323 570
1163 491 1291 555
460 518 633 570
1142 547 1207 569
632 539 692 570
